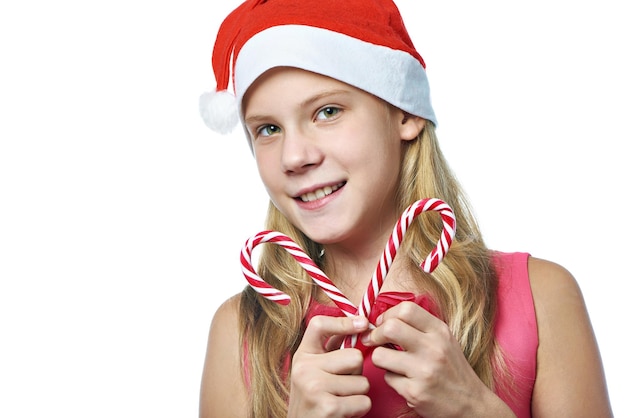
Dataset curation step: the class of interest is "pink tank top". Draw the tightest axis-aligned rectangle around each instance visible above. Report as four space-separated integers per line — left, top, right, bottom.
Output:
303 251 537 417
492 251 537 418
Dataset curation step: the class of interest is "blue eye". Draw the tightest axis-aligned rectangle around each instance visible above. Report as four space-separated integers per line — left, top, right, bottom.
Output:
257 124 281 137
316 106 341 121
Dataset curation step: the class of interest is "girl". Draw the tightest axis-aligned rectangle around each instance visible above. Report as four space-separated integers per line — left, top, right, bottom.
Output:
198 1 613 417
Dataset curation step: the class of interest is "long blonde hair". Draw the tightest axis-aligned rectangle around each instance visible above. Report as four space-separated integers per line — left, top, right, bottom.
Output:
239 121 501 418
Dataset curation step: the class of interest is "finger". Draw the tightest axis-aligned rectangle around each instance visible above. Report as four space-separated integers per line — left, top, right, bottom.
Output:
364 312 423 352
291 356 370 392
326 374 371 396
376 300 439 331
292 346 366 378
365 303 447 354
371 345 413 376
302 393 372 418
337 394 372 418
299 315 369 354
383 317 424 353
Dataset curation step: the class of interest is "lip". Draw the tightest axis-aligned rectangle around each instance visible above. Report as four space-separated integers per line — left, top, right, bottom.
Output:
294 181 346 207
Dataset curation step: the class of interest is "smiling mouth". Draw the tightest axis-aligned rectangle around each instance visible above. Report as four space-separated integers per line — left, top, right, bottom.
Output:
299 182 345 202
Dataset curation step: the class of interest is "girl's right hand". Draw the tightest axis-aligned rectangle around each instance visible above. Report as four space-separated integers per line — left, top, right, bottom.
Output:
287 315 372 418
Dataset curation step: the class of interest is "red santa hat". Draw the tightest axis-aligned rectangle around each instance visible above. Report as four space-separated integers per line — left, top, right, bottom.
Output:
200 0 437 135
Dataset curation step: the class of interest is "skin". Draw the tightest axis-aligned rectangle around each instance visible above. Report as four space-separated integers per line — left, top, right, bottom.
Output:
243 67 422 298
199 68 613 417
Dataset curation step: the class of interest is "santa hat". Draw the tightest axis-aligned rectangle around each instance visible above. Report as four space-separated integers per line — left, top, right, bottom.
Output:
199 0 437 136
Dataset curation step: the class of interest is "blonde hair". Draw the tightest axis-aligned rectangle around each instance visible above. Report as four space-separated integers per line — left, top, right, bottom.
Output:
239 121 503 418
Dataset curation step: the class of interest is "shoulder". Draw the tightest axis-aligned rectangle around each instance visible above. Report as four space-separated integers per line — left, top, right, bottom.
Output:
209 293 243 335
527 256 593 329
526 256 613 416
527 256 582 305
527 256 587 350
205 293 244 364
199 293 248 417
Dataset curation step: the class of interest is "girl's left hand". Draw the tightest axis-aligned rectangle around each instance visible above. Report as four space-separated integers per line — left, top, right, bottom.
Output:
360 301 514 417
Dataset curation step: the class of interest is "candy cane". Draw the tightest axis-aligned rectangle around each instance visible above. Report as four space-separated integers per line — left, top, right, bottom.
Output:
357 198 456 319
240 230 358 317
239 198 456 347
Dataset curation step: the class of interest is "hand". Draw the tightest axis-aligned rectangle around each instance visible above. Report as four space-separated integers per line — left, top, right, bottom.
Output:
361 301 511 417
287 315 372 418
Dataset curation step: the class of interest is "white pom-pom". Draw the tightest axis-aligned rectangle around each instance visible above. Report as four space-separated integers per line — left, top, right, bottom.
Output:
199 90 239 134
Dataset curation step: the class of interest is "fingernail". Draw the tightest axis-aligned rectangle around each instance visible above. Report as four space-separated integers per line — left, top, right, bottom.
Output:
353 316 367 329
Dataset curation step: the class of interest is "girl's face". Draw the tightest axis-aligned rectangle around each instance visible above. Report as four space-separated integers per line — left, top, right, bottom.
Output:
243 67 423 249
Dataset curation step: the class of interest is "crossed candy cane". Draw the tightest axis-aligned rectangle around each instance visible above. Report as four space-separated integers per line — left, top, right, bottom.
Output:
239 198 456 348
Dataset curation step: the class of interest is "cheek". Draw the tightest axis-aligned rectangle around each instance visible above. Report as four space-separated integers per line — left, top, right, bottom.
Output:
254 153 280 189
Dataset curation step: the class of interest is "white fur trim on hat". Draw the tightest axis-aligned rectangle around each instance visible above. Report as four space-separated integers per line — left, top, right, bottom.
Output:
234 25 437 127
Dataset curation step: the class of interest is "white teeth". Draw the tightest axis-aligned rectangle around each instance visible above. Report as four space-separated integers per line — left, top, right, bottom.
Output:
300 184 340 202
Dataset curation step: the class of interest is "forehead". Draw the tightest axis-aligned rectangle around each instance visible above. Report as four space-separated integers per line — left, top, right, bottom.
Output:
242 67 391 115
242 68 357 111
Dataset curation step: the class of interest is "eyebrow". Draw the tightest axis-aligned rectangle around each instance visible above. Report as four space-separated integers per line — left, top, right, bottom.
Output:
298 89 351 109
244 88 351 125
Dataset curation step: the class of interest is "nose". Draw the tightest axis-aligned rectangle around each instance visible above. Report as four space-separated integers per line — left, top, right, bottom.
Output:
280 128 323 174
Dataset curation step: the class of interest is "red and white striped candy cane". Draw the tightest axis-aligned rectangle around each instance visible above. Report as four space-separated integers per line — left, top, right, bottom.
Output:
240 230 358 317
357 198 456 320
239 198 456 347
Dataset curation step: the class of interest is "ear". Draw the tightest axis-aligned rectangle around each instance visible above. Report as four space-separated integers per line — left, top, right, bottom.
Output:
399 113 426 141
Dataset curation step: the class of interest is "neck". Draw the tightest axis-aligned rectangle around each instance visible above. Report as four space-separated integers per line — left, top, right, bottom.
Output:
321 233 396 306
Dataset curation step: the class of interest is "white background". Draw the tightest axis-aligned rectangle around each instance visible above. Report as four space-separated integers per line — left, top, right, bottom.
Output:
1 0 623 416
